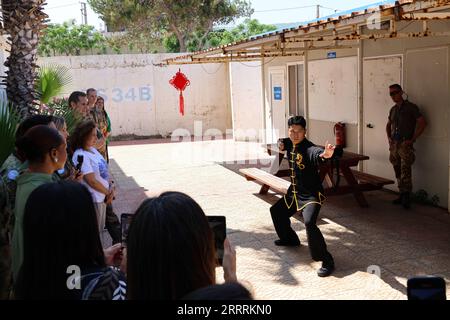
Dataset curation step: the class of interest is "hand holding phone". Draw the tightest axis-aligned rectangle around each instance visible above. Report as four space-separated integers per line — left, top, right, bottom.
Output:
103 243 123 267
207 216 226 266
222 238 237 283
407 276 446 300
120 213 133 248
75 154 84 173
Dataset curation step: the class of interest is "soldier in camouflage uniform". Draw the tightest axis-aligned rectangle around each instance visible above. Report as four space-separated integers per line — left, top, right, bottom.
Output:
386 84 427 209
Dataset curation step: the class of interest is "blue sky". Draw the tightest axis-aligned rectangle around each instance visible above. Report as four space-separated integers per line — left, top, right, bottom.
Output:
44 0 393 31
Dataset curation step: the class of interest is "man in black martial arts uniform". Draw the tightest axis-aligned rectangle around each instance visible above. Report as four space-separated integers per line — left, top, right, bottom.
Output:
270 116 336 277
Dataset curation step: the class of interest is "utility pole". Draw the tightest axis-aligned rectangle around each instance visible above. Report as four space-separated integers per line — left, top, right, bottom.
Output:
80 2 88 25
316 4 320 18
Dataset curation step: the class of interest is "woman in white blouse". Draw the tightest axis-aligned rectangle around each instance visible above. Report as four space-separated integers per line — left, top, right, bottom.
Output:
70 120 114 231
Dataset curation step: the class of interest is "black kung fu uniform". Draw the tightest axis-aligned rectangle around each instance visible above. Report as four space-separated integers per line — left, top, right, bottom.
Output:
270 138 334 265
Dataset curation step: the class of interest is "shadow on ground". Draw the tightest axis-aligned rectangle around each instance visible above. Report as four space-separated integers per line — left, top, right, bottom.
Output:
219 158 450 298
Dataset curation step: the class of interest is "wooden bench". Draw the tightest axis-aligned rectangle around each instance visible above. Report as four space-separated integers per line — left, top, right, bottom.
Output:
239 168 290 194
350 169 395 188
240 166 395 210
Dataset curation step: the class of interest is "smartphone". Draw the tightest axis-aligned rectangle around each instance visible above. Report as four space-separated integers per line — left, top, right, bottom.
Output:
75 155 84 170
407 276 446 300
207 216 226 266
120 213 133 247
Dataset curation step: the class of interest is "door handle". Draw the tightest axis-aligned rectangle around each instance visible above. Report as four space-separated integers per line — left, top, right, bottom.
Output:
366 123 374 129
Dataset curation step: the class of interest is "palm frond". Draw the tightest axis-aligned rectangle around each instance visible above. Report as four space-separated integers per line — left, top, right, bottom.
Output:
36 64 73 105
0 98 21 167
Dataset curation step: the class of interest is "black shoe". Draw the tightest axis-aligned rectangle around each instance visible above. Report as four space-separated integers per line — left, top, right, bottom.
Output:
274 239 300 247
317 262 335 277
402 192 411 209
392 193 403 205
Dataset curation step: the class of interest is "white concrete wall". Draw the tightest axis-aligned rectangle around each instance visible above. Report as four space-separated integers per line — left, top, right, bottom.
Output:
363 20 450 209
263 56 304 142
229 61 264 141
261 52 360 151
38 54 232 138
257 22 450 209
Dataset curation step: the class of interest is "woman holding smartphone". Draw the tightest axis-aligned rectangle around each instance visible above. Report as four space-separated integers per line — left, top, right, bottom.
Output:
70 120 114 232
122 192 239 300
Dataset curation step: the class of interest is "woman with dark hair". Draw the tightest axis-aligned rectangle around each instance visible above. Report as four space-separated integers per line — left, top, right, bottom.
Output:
12 125 67 280
14 181 126 300
70 120 114 233
182 282 253 300
0 114 56 179
52 116 82 182
125 192 237 300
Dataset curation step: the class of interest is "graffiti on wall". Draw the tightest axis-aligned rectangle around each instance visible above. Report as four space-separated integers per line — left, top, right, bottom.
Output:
81 86 153 104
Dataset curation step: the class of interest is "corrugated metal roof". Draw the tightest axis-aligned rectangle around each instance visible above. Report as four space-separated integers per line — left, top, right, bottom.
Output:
168 1 406 62
250 0 396 39
166 0 450 63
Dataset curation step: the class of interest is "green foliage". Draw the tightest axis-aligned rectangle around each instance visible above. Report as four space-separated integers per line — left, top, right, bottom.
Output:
38 21 108 56
36 64 73 105
411 189 440 207
163 34 180 53
204 19 277 49
164 19 277 52
89 0 254 52
0 100 21 167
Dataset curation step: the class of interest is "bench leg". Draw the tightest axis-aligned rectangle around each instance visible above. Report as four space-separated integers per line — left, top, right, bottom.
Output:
259 184 270 195
341 166 369 208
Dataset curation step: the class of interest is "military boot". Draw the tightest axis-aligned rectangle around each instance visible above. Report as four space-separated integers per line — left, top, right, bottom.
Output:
402 192 411 209
392 193 403 205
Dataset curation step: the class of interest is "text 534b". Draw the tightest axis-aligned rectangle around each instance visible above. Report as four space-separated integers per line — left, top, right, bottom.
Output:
96 86 153 103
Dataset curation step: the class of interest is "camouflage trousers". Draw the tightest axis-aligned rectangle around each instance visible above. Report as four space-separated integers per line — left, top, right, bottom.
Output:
389 141 415 193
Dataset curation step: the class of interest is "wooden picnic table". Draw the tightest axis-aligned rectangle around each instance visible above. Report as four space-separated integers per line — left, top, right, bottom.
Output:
262 143 392 208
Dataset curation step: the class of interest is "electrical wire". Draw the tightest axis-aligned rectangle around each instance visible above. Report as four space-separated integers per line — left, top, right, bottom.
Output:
237 56 277 67
46 2 79 10
254 5 317 13
201 63 224 74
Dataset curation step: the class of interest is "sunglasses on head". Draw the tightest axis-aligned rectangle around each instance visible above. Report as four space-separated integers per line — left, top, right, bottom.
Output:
390 90 401 97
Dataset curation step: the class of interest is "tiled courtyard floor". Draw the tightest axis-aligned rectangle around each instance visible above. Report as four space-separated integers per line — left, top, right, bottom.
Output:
108 138 450 300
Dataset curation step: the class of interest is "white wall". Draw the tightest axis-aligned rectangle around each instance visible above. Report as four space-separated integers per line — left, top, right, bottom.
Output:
0 35 8 93
363 21 450 209
229 61 264 141
255 23 450 209
38 54 232 138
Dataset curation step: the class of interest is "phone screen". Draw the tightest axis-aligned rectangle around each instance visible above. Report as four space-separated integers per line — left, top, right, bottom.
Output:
207 216 226 266
407 276 446 300
120 213 133 247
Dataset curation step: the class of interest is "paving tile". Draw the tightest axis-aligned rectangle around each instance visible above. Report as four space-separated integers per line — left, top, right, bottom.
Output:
108 139 450 300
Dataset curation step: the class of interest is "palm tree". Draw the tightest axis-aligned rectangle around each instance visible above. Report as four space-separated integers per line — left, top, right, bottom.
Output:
1 0 48 117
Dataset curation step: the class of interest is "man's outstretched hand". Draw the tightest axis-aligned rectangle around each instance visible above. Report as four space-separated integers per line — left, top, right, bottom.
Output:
320 141 336 159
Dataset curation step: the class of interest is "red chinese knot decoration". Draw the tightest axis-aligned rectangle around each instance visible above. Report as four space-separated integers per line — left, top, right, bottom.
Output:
169 68 190 116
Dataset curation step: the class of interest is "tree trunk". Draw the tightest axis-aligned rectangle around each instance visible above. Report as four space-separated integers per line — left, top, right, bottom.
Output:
2 0 48 117
170 22 187 53
178 36 187 53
